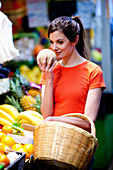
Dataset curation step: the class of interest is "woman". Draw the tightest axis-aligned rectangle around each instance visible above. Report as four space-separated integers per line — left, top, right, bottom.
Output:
37 16 106 169
37 16 106 132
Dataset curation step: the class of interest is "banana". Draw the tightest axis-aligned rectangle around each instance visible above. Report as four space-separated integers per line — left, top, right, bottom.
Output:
19 118 31 125
0 109 15 123
17 112 41 126
20 117 42 125
31 115 43 123
0 104 19 120
20 110 44 121
0 117 12 126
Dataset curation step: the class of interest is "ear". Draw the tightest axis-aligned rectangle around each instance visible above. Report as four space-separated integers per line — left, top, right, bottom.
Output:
73 35 79 45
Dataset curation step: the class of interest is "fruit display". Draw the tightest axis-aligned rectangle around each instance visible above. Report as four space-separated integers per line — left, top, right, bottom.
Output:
0 104 43 128
2 125 13 134
19 65 42 84
0 68 43 170
0 110 15 124
0 128 34 168
28 87 41 98
0 56 43 169
17 110 43 126
0 104 19 120
0 104 18 126
0 153 10 167
0 104 19 127
4 69 42 114
1 136 15 147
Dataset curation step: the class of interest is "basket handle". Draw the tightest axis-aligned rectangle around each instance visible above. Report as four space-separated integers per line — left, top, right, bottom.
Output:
61 113 96 136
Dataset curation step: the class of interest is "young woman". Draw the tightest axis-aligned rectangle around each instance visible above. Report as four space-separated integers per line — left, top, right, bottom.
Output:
37 16 106 132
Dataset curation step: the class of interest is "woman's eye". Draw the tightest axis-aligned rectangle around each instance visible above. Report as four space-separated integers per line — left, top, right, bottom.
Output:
58 41 63 44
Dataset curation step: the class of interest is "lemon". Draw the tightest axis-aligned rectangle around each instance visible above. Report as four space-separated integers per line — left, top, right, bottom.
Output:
19 65 31 73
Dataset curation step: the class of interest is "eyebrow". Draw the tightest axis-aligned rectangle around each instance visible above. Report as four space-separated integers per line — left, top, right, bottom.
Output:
49 38 64 42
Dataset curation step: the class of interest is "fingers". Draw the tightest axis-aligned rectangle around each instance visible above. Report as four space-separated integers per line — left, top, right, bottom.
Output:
43 55 47 69
37 55 57 71
51 59 57 69
46 56 53 69
37 55 47 71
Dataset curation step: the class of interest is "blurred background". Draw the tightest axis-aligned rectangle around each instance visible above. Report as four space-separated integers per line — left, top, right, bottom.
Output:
0 0 113 169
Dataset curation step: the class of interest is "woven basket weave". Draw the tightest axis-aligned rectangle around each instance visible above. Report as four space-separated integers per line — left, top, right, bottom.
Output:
33 113 98 169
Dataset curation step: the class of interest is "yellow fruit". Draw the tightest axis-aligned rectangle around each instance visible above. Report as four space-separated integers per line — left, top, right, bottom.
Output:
0 109 15 123
0 154 10 167
37 48 56 66
4 145 10 151
0 143 6 154
0 117 12 126
1 135 15 147
28 88 41 98
0 104 19 120
17 112 40 126
16 147 29 159
12 143 23 151
0 143 10 152
32 116 43 124
22 110 43 121
20 95 37 111
23 144 34 157
2 125 13 134
0 132 6 141
19 65 31 73
32 66 41 77
19 118 31 125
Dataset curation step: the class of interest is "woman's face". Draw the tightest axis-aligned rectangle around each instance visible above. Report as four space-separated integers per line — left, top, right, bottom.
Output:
49 31 75 60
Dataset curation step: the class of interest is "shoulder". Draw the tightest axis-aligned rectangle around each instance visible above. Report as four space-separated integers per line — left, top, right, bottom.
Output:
86 60 103 73
87 60 101 68
86 61 106 90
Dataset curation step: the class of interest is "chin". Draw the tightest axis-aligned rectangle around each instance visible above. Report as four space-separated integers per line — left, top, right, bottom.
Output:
56 55 63 60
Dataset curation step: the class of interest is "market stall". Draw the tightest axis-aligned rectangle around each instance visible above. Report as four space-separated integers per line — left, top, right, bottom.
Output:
0 0 113 169
0 3 44 168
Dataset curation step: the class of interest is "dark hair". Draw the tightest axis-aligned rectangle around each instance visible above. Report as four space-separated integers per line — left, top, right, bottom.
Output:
48 16 90 59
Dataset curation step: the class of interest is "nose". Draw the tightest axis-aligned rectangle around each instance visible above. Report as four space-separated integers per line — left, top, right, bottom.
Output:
51 43 58 51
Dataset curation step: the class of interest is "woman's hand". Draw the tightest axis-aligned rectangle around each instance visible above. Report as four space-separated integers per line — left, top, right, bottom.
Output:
37 55 57 81
37 55 57 118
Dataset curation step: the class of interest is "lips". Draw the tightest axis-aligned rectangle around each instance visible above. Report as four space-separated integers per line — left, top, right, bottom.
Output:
55 52 61 56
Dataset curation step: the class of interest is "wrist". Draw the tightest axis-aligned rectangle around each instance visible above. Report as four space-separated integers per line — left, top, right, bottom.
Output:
45 79 53 85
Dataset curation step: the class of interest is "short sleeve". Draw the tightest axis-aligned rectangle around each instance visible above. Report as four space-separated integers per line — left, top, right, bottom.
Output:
89 66 106 90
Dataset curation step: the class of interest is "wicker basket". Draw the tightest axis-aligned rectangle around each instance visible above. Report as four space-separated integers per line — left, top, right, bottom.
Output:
33 113 98 169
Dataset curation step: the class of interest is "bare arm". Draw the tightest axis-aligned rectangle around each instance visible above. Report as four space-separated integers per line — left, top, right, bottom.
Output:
44 116 91 132
44 88 103 132
37 55 57 119
84 87 102 122
41 83 54 118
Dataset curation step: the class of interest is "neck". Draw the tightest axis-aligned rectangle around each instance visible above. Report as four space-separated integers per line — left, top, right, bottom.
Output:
61 53 86 67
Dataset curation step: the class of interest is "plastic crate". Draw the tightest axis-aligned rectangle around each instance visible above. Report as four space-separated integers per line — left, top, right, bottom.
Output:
5 150 26 170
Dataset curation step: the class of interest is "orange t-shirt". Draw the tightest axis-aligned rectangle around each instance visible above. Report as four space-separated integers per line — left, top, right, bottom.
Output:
40 60 106 116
